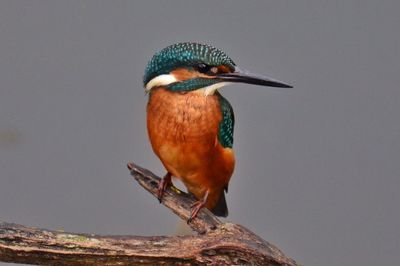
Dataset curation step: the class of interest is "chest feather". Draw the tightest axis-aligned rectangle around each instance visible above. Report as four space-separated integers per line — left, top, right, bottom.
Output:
147 88 222 145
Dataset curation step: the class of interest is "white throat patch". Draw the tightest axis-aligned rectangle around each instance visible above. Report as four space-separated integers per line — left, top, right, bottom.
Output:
197 82 231 96
145 74 177 92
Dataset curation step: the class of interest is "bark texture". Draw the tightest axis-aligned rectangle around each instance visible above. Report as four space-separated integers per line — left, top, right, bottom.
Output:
0 162 299 266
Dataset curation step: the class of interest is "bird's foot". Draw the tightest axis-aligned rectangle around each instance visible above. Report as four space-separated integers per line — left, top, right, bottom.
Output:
187 191 209 224
157 172 172 203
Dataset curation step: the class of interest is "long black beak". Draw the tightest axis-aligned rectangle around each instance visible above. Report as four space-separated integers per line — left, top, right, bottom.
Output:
217 67 293 88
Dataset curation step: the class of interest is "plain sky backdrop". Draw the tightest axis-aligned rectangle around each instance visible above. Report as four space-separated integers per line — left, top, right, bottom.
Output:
1 1 399 265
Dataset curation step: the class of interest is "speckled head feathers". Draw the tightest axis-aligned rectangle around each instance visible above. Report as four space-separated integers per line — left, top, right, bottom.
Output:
143 42 236 86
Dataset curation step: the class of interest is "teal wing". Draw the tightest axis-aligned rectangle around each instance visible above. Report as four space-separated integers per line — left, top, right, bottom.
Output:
217 93 235 148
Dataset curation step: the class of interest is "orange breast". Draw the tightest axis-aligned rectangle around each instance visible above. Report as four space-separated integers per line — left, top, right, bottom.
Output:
147 87 235 208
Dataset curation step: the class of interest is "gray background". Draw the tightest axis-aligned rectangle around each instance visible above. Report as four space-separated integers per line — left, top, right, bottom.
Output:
1 1 399 265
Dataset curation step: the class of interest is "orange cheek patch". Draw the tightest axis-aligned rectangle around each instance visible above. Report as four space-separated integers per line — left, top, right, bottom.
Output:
170 68 215 81
170 68 197 80
217 65 233 73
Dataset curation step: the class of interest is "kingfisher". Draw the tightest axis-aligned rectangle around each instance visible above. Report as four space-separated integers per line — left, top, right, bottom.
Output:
144 42 291 222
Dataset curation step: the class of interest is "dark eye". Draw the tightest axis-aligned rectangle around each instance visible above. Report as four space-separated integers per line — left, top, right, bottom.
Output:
196 63 212 74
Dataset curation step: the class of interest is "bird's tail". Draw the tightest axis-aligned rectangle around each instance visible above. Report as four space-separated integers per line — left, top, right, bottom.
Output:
211 193 228 217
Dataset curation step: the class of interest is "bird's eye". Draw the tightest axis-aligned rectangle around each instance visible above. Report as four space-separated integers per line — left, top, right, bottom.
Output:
196 63 212 74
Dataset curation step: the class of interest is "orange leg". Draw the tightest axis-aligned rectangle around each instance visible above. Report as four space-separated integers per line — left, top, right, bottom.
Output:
157 172 172 203
187 190 209 224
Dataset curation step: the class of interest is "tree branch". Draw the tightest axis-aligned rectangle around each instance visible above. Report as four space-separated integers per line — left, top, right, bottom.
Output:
0 162 299 265
127 162 221 234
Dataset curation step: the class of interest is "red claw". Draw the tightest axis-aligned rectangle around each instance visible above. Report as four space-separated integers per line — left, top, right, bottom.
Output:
157 172 172 203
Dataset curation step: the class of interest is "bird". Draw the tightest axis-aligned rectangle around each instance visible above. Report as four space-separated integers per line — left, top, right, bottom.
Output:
144 42 291 222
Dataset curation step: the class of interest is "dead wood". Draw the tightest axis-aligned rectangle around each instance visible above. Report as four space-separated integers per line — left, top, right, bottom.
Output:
0 162 299 265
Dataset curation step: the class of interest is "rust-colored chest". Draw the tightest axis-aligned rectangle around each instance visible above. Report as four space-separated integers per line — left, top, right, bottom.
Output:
146 87 235 208
146 87 228 182
147 87 222 150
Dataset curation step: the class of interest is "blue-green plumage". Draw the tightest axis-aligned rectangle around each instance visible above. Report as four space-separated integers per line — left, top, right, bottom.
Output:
217 92 235 148
166 77 217 92
144 42 236 88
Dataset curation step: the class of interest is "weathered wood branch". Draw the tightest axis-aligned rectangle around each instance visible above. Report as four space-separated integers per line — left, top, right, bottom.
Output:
0 162 299 265
127 162 221 234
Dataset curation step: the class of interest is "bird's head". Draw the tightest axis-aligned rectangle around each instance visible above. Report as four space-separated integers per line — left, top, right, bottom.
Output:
143 42 292 95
